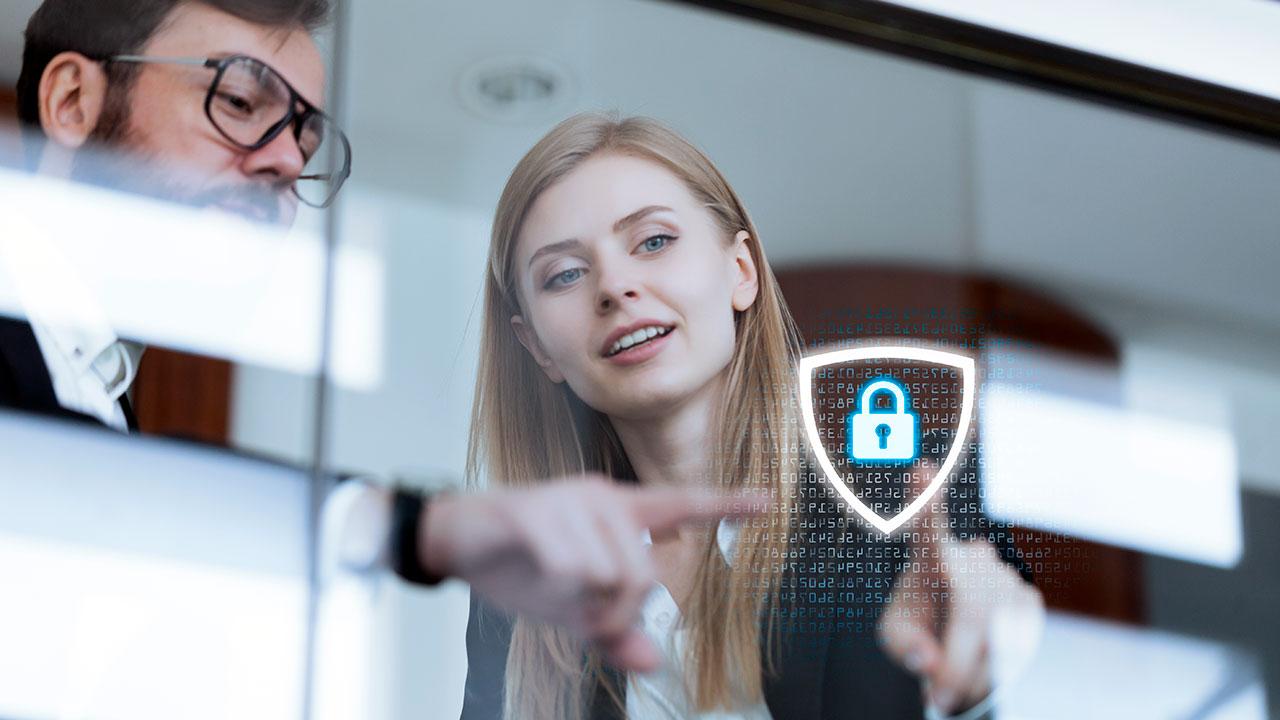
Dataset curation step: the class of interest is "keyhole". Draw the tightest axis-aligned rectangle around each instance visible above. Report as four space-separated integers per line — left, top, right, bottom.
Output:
875 423 891 449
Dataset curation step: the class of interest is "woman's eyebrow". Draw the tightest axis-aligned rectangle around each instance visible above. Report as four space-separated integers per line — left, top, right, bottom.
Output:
525 206 674 269
527 239 586 269
613 205 674 232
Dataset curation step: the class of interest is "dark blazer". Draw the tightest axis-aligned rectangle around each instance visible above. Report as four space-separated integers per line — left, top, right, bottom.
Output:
0 316 138 430
459 479 927 720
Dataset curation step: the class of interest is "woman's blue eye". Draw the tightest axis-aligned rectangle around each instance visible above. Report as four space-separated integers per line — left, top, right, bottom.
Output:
545 267 584 289
640 234 674 253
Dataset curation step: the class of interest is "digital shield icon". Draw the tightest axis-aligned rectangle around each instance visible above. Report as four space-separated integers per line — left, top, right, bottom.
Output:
798 346 976 534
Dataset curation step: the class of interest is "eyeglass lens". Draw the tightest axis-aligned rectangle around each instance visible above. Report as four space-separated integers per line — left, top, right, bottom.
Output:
207 56 347 206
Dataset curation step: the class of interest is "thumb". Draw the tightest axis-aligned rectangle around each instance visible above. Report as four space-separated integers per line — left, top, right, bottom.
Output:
880 610 944 677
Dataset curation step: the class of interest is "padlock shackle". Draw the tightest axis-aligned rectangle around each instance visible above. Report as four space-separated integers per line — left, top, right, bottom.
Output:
858 378 908 414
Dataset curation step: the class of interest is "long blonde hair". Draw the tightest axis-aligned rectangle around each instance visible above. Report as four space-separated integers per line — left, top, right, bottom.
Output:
466 113 805 719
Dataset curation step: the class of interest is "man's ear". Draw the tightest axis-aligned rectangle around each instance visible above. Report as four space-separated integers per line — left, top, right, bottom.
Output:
39 52 110 151
730 230 760 313
510 314 565 384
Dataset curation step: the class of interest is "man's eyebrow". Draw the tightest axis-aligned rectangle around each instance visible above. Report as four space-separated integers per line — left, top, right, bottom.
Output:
613 205 674 233
528 239 586 269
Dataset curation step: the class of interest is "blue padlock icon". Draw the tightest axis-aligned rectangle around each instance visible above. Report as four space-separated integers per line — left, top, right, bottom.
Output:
848 377 918 463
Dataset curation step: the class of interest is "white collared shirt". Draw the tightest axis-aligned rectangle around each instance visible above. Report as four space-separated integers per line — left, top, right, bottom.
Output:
628 520 775 720
0 206 140 432
28 318 140 432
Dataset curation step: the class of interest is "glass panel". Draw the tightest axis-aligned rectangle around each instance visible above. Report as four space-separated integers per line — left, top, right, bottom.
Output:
0 2 345 718
3 1 1277 719
324 2 1279 719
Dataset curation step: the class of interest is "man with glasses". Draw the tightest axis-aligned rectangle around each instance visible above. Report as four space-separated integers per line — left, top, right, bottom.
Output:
99 53 350 212
1 0 755 674
17 0 345 226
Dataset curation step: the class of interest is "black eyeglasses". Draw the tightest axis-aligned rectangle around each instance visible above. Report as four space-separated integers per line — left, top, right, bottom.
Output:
107 54 351 208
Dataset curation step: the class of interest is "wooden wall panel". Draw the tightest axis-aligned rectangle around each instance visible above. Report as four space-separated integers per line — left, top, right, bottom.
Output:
0 86 19 167
130 347 233 447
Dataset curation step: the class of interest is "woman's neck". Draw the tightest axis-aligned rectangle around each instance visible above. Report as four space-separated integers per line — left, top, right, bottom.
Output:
610 374 726 492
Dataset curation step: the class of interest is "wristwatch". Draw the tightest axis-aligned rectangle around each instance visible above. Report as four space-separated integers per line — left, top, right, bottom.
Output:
390 485 447 586
319 478 447 586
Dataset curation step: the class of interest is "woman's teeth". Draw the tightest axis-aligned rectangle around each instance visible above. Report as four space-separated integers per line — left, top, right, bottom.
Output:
607 325 670 356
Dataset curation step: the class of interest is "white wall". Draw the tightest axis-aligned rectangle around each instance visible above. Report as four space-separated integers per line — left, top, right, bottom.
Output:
320 189 490 720
229 185 489 719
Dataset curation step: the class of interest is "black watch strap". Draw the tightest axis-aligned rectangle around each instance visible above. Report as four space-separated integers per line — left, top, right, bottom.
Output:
390 486 447 586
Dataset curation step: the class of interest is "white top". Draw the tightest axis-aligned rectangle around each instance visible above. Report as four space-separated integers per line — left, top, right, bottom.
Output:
628 520 774 720
29 319 139 432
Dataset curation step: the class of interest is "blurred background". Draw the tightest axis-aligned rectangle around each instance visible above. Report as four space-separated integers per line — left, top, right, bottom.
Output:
1 0 1278 718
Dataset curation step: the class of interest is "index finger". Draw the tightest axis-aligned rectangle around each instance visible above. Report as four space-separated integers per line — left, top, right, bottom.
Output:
627 488 771 534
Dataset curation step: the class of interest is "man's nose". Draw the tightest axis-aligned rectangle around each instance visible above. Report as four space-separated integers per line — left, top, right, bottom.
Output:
242 128 306 185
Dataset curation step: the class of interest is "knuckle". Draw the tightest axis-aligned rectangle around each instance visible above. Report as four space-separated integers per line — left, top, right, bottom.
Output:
594 563 621 587
536 551 575 581
572 477 612 505
619 577 647 601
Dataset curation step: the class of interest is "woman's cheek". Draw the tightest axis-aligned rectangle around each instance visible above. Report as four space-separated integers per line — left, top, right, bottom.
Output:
708 295 741 367
548 331 585 377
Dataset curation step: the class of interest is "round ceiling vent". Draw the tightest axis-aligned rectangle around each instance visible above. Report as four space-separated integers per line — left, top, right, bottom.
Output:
457 55 575 124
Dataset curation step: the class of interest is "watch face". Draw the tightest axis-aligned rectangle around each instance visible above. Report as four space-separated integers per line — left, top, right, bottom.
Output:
321 479 392 575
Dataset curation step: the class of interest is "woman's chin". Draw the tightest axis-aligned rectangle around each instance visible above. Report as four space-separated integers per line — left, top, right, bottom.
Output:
589 385 689 421
591 375 721 422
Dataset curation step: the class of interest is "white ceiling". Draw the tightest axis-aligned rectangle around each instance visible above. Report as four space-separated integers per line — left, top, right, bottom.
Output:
339 0 1280 336
3 0 1279 339
343 0 976 266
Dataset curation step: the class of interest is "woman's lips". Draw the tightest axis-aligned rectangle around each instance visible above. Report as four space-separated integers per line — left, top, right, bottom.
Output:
604 328 673 366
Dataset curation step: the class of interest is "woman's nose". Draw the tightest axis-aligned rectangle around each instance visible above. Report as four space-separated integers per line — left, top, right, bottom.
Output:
594 263 640 313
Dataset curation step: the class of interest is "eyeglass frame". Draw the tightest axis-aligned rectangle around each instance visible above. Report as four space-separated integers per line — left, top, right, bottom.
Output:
104 53 352 208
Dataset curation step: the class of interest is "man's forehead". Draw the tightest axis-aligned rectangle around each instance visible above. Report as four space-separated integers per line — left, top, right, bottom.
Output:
143 2 327 106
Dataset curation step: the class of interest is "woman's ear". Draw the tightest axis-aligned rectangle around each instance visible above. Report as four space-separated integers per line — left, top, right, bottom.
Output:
510 314 565 383
731 230 760 313
39 52 110 151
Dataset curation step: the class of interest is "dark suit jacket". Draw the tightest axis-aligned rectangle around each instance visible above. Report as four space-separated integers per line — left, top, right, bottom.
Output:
459 478 928 720
0 316 138 430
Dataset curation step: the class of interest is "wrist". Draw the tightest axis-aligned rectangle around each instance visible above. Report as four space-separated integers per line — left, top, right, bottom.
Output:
419 492 457 580
927 687 998 720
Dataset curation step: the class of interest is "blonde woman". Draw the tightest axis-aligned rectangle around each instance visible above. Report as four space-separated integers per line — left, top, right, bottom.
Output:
460 114 1039 720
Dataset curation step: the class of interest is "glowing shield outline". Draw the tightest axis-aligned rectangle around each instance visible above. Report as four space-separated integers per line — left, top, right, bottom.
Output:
798 346 975 534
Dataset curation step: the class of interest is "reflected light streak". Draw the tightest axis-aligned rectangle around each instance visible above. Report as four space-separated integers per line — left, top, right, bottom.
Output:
0 167 383 389
983 373 1242 568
